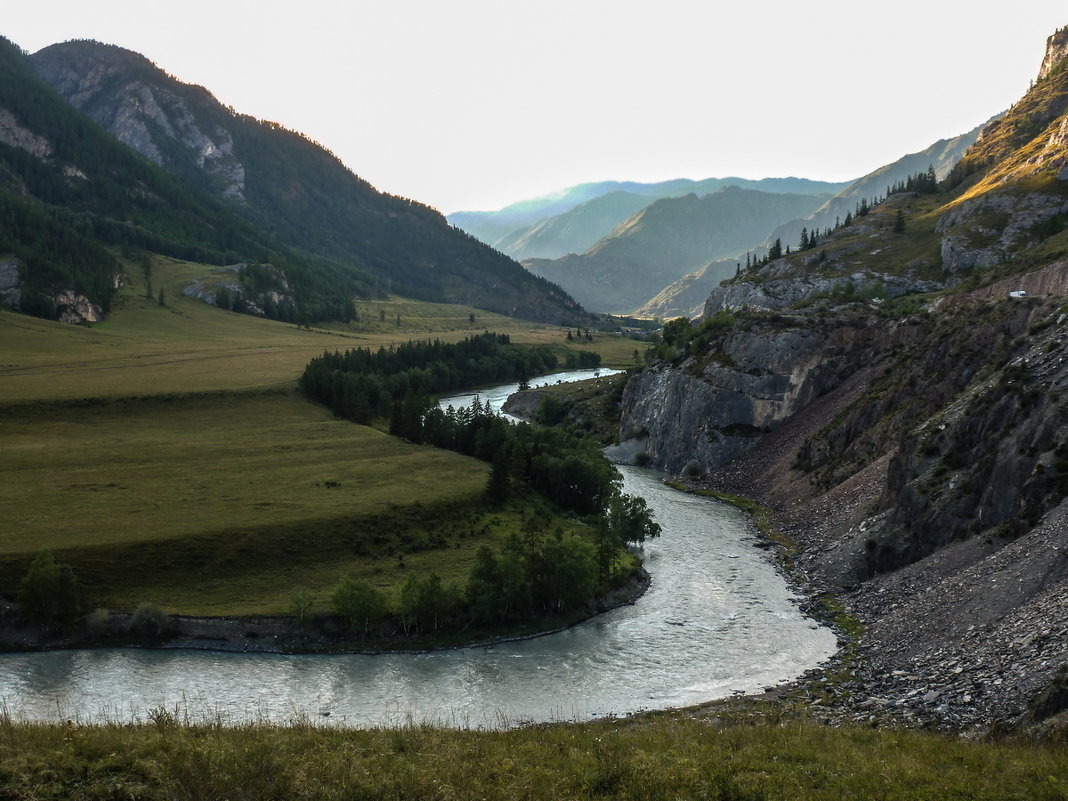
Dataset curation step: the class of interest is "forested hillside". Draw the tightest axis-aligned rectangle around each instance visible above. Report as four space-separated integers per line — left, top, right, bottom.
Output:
0 36 364 323
29 40 585 324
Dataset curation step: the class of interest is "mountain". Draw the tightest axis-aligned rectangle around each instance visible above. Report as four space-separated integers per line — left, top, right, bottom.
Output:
631 258 739 320
449 176 851 260
615 25 1068 731
492 191 654 261
0 35 373 323
759 120 992 257
634 125 991 321
523 187 830 313
23 39 583 324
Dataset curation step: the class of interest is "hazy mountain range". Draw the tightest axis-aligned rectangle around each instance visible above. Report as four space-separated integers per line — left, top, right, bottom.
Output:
449 176 850 262
522 187 831 313
635 122 993 319
463 120 992 318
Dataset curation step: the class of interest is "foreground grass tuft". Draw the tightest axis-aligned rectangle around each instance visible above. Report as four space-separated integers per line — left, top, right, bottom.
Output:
0 716 1064 800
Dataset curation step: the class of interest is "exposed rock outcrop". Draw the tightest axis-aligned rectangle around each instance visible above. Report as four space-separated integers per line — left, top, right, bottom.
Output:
0 108 52 158
618 315 886 473
31 44 247 201
0 256 21 308
1038 26 1068 82
937 191 1068 275
182 263 295 317
53 289 103 323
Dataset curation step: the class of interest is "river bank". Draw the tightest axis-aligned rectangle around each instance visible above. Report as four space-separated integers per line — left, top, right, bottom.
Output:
686 413 1068 736
0 569 651 657
0 466 835 727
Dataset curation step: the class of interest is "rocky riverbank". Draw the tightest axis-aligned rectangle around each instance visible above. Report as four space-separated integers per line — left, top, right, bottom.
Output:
687 392 1068 736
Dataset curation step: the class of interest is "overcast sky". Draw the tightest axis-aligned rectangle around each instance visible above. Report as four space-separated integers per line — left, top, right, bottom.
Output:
5 2 1066 214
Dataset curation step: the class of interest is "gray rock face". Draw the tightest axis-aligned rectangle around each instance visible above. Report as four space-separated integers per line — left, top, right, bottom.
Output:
53 289 103 323
703 269 937 315
937 192 1068 275
0 256 21 308
0 108 52 158
31 46 247 202
619 320 867 473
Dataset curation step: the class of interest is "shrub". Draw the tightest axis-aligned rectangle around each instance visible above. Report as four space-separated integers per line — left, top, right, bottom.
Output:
17 553 80 629
129 602 172 638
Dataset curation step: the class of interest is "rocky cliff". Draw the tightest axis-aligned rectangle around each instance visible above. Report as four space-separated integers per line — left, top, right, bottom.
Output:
619 314 882 474
32 43 247 201
615 29 1068 731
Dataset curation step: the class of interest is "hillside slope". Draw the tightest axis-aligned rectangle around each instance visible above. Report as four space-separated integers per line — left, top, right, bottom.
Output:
28 39 584 324
615 25 1068 730
0 36 372 324
524 187 829 313
760 121 992 258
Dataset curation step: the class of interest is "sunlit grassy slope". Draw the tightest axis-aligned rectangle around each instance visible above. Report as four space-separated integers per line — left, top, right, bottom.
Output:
0 255 637 614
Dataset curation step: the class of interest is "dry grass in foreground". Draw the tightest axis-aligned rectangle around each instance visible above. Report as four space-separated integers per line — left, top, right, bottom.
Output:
0 715 1065 800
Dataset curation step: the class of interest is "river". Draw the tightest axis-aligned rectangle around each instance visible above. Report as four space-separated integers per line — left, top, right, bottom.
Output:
0 372 836 728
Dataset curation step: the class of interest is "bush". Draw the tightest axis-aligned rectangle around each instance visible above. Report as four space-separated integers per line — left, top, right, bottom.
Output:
683 460 702 477
129 602 172 638
17 553 80 628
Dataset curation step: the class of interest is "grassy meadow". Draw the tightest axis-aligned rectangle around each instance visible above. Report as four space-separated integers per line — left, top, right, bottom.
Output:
0 255 640 616
0 255 636 404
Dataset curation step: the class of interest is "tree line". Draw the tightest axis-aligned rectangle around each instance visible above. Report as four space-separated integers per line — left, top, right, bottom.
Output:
321 398 661 634
300 332 599 424
298 332 660 634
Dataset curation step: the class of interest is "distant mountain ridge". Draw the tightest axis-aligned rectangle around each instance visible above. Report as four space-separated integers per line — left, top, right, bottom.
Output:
449 176 851 261
634 121 995 320
23 39 584 324
522 187 830 313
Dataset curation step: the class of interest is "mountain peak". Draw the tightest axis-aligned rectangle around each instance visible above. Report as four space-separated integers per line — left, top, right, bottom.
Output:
1037 25 1068 82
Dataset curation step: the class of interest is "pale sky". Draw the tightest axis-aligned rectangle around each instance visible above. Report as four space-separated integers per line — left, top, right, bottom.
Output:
5 2 1066 214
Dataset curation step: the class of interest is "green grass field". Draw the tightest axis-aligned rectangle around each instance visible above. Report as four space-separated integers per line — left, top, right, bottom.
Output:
0 255 640 615
0 391 507 614
0 256 637 405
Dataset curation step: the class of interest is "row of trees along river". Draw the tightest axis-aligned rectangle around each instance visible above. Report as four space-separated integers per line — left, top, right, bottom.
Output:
298 333 660 634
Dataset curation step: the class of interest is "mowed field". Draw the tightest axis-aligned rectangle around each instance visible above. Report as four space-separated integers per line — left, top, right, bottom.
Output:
0 256 631 615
